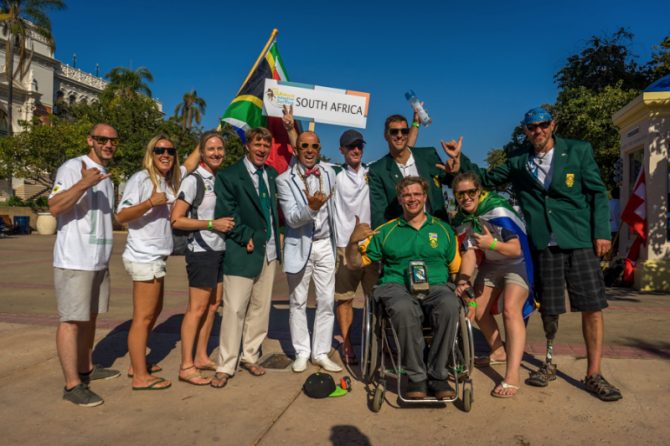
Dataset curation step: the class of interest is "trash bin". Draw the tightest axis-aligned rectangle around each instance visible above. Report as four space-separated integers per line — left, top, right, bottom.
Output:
13 216 31 234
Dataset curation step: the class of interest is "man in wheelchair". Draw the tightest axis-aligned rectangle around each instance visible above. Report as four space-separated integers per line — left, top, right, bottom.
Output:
346 176 462 399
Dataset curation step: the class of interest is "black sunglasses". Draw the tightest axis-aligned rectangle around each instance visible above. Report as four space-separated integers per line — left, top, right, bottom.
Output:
388 128 410 136
91 135 119 145
526 121 551 132
345 142 365 150
454 188 479 200
153 147 177 156
299 143 321 150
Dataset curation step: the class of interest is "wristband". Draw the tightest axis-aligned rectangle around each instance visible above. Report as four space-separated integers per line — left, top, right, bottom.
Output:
468 301 478 308
489 238 497 251
411 121 420 128
207 220 213 231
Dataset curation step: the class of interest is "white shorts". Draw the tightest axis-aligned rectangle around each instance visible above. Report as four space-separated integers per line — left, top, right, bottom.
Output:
123 258 167 281
54 268 110 322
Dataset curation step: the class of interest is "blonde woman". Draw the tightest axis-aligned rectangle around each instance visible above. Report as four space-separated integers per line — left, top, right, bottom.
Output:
116 135 197 390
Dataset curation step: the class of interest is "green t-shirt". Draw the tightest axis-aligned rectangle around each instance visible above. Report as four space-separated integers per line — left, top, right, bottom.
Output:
361 213 461 286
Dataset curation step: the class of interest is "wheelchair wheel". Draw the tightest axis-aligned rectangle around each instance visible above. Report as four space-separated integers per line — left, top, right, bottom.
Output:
459 311 475 379
462 387 473 412
361 297 379 383
371 383 384 413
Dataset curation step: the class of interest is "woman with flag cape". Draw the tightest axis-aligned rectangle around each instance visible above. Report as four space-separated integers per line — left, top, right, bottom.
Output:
452 172 536 398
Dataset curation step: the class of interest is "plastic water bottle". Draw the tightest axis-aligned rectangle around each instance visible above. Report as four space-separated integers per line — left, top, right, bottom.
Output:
405 90 432 127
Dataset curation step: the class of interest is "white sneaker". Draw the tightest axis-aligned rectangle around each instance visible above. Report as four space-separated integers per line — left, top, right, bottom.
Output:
313 356 342 373
292 356 309 373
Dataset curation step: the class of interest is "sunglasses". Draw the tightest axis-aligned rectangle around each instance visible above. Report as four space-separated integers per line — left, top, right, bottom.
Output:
388 128 410 136
454 188 479 200
299 143 321 150
526 121 551 132
153 147 177 156
91 136 119 145
345 142 364 150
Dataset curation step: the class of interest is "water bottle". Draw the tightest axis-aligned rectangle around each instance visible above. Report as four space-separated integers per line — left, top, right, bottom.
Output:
405 90 432 127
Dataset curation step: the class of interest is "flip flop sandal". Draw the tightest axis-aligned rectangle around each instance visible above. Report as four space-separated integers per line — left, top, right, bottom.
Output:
583 374 622 402
211 372 230 389
178 365 211 386
127 363 162 378
240 362 266 376
132 376 171 391
526 363 557 387
491 381 520 398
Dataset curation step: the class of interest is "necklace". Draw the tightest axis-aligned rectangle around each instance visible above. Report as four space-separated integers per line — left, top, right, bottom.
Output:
297 165 323 194
535 149 551 165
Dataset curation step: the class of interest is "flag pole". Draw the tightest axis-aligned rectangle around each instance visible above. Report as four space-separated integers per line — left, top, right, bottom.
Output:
236 28 279 95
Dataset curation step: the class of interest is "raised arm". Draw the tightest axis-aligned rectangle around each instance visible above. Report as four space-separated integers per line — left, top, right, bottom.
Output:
276 176 319 229
49 161 110 217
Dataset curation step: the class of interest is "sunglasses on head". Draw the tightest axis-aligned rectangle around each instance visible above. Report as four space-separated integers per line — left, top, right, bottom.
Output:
454 188 479 200
153 147 177 156
388 128 410 136
526 121 551 132
345 142 364 150
299 142 320 150
91 135 119 146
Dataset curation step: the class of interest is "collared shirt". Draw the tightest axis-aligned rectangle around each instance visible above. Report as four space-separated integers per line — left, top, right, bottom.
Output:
360 213 461 286
334 163 370 247
298 163 331 241
395 150 430 213
243 156 277 262
527 148 557 246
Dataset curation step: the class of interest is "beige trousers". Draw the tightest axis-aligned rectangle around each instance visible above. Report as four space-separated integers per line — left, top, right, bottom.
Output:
216 258 277 375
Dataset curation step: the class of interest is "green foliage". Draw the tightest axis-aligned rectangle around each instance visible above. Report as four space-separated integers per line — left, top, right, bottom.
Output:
484 147 512 196
174 90 206 130
218 122 245 168
102 66 154 100
646 36 670 81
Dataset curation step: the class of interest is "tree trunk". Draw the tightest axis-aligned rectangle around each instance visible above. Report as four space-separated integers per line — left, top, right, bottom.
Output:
6 29 14 137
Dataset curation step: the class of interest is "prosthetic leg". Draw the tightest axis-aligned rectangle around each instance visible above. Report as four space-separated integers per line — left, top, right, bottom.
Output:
526 313 559 387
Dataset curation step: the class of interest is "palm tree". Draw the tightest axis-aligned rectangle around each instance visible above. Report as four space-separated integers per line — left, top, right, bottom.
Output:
0 0 66 135
104 66 153 98
173 90 206 130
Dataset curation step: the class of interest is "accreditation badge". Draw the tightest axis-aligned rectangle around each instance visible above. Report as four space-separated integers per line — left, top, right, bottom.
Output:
565 173 575 188
429 232 438 248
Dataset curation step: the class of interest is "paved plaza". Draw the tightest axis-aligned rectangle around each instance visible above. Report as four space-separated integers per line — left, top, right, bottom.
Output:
1 233 669 445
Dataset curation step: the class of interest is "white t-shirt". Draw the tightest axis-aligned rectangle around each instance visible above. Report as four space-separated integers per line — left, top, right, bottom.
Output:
334 164 370 247
117 167 184 262
177 165 225 252
50 155 114 271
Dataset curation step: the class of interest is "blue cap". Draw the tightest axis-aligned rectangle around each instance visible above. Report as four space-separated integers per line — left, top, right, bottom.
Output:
523 107 553 125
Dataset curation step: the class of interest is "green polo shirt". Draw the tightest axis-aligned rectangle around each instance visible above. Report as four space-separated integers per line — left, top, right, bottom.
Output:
361 213 461 286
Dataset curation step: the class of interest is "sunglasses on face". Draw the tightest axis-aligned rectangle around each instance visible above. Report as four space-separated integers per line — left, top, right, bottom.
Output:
153 147 177 156
299 143 320 150
454 188 479 200
91 135 119 146
345 142 364 150
526 121 551 132
388 128 410 136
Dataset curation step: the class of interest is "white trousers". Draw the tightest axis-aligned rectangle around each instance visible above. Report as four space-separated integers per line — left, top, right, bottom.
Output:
287 238 335 360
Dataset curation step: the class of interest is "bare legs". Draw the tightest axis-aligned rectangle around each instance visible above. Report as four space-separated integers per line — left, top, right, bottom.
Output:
336 299 355 360
128 278 170 388
582 310 603 377
56 318 95 389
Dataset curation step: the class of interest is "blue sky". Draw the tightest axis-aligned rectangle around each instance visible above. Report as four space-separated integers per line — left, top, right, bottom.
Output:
49 0 668 164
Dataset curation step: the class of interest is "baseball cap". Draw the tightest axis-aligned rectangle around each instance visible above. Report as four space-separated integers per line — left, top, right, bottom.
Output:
339 129 366 148
523 107 553 125
303 372 348 398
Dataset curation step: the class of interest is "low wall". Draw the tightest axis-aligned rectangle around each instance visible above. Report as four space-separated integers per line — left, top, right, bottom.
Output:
0 206 39 230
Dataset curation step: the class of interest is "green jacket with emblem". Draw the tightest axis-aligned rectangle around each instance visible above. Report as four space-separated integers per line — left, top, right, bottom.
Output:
368 147 450 229
460 136 610 251
214 159 281 278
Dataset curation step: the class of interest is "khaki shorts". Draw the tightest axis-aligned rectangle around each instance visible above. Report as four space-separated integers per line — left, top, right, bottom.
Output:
476 261 529 291
54 268 110 322
335 247 379 301
123 258 167 282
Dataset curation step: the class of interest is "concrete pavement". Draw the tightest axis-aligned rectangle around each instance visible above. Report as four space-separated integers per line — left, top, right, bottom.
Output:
0 233 669 445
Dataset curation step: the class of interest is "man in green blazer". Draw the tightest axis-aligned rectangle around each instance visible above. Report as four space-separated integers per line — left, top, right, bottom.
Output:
211 127 281 388
368 114 453 229
456 107 621 402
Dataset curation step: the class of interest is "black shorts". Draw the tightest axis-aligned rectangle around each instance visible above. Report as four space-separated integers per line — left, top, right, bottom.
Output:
185 250 225 289
534 246 607 315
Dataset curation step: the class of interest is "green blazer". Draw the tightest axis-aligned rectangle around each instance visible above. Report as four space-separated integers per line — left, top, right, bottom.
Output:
460 136 610 251
368 147 450 229
214 159 281 278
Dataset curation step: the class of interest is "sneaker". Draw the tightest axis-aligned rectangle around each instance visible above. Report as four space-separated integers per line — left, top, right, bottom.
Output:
63 383 104 407
79 365 121 384
292 356 309 373
313 355 342 373
406 380 428 399
583 374 623 402
429 379 456 400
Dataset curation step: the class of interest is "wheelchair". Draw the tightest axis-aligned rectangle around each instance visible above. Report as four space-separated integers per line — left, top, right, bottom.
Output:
361 290 475 412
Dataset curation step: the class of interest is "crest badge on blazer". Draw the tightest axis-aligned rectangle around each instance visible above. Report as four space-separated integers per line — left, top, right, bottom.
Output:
565 173 575 188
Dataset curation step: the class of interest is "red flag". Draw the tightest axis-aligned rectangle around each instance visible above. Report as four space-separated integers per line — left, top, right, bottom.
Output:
621 169 647 284
621 169 646 241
